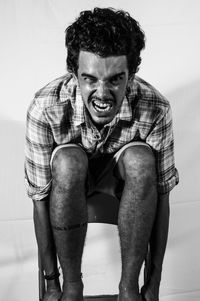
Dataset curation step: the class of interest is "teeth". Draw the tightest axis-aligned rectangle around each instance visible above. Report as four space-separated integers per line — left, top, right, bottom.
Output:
93 100 112 112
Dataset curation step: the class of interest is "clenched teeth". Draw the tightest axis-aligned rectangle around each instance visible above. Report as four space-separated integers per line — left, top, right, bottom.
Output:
93 100 112 112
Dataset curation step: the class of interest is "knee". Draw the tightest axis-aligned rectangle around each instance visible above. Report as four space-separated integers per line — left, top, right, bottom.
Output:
51 146 88 185
120 145 157 185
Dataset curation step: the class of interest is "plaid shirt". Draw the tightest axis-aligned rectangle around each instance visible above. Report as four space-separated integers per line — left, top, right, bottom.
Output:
25 74 179 200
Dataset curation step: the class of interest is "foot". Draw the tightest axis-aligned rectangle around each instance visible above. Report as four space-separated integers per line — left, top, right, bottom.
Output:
43 289 62 301
141 282 159 301
60 280 84 301
118 293 142 301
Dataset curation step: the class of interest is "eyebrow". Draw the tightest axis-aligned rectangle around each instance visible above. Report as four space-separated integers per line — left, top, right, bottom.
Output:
81 73 96 79
80 71 126 79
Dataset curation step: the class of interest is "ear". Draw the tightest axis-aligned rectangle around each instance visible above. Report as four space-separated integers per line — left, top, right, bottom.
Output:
72 73 79 83
126 76 134 94
128 72 135 82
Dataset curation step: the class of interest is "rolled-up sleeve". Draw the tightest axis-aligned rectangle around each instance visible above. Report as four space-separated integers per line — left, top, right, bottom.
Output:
25 98 54 201
146 105 179 194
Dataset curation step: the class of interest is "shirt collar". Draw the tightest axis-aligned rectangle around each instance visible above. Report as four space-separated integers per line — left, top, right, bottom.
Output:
61 75 85 126
73 85 85 127
116 95 132 122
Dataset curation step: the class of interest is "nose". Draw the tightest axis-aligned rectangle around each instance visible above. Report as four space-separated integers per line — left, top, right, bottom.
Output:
95 80 110 99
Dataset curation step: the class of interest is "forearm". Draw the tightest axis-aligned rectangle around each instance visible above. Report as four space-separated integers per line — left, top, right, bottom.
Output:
33 197 58 275
149 192 170 283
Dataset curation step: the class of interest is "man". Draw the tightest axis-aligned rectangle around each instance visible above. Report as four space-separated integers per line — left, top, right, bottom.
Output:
25 7 179 301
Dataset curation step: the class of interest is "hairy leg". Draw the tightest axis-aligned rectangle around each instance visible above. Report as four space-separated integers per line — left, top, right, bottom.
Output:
117 146 157 301
141 193 170 301
50 147 88 301
33 199 61 300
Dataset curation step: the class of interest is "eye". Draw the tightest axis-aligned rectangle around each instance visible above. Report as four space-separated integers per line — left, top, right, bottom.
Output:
110 75 124 85
83 76 97 84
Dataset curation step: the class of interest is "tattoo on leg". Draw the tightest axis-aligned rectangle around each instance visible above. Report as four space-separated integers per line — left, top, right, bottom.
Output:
52 222 87 231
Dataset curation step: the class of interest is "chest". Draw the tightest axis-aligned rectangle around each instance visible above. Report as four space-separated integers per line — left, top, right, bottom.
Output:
51 120 151 154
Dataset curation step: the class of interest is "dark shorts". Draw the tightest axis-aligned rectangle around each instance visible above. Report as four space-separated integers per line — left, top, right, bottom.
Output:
50 142 151 200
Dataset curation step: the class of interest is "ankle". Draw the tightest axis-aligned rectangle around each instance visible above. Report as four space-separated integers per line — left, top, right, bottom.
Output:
120 277 139 291
63 272 83 283
63 277 83 289
62 280 84 301
141 282 159 301
46 278 61 291
118 288 140 301
119 281 139 296
45 269 61 291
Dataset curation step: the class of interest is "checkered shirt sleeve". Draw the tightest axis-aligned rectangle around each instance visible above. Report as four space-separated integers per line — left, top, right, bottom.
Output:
146 105 179 194
25 98 54 201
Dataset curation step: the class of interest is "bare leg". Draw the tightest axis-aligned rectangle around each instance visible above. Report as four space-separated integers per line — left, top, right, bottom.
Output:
117 146 157 301
141 193 170 301
50 147 88 301
33 199 61 301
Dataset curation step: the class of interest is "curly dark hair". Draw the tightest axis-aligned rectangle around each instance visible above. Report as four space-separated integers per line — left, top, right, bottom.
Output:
65 7 145 77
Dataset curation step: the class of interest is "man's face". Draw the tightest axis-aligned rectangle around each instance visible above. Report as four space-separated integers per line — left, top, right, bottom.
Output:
77 51 129 129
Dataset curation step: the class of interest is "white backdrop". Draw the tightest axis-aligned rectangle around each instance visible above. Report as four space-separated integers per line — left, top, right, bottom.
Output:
0 1 200 300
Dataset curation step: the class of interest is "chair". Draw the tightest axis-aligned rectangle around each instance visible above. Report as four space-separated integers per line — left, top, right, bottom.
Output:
38 192 151 301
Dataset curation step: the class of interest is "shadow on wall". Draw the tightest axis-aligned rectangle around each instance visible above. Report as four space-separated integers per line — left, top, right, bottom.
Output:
0 119 37 301
0 118 31 221
166 79 200 204
167 78 200 150
165 79 200 279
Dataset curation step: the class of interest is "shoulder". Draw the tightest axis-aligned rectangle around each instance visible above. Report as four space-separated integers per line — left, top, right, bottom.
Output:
32 73 77 109
129 76 170 108
128 76 171 121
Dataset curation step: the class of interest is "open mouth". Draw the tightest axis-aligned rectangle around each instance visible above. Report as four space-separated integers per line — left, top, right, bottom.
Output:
92 99 113 112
